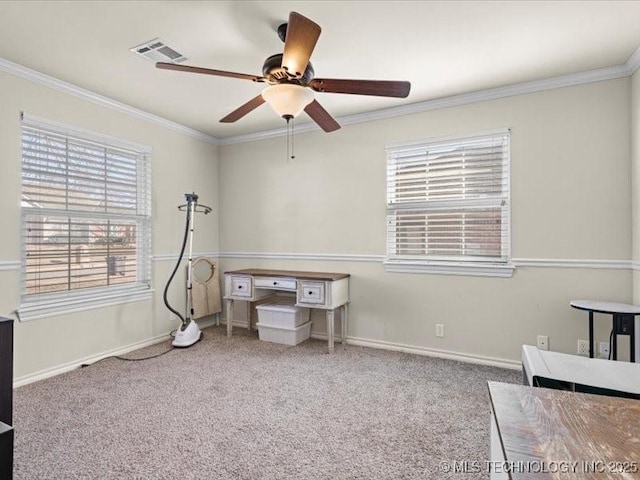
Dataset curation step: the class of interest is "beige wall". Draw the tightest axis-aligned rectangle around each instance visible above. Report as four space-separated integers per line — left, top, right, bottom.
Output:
220 78 633 363
632 69 640 303
4 69 635 379
0 70 219 379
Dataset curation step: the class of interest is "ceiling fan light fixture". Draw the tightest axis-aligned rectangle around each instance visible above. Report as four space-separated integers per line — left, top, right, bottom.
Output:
262 84 314 119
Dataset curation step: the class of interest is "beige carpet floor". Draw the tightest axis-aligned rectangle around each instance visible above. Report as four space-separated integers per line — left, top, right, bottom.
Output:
13 325 519 479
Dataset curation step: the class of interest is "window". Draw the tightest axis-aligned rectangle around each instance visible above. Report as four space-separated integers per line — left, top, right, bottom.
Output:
19 114 152 320
385 129 512 277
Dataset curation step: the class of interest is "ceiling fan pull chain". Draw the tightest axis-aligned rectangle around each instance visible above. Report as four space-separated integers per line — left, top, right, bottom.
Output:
284 115 296 163
286 117 290 163
291 118 295 161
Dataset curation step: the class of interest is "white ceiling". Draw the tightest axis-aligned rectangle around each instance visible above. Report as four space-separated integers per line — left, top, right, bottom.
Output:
1 1 639 139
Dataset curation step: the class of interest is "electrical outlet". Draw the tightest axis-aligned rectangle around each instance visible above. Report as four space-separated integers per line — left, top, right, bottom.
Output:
536 335 549 350
599 341 610 359
577 339 590 356
435 323 444 338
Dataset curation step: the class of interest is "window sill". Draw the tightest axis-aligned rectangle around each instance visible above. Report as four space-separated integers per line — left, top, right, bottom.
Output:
18 286 154 321
383 260 515 278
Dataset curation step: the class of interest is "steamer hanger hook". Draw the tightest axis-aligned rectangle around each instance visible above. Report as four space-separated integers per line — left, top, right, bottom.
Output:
178 193 212 215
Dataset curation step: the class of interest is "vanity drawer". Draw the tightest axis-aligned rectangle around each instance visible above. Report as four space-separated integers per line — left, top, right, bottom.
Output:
298 281 326 305
230 276 252 297
254 277 297 290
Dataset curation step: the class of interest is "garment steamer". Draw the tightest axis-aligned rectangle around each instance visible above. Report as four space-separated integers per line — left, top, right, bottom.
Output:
164 193 212 348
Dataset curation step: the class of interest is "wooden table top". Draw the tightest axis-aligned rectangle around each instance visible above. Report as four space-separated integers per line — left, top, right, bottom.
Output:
225 268 350 281
488 382 640 479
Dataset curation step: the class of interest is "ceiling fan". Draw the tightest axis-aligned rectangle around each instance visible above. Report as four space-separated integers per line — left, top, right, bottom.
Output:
156 11 411 133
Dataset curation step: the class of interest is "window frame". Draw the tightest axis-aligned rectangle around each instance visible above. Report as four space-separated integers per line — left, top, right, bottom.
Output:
18 114 153 321
384 128 514 277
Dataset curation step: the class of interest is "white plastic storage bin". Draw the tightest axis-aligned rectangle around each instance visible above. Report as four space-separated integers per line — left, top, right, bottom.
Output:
256 321 312 346
255 301 310 328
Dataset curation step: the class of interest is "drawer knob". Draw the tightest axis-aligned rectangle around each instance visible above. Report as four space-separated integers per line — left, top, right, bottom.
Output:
238 285 243 289
273 281 277 285
308 291 313 295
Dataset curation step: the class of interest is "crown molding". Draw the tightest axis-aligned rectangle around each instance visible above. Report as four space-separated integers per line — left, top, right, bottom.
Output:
626 45 640 75
219 63 631 146
0 57 219 146
2 45 638 149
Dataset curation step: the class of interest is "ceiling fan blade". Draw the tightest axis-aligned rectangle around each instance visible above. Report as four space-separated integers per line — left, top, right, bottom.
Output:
310 78 411 98
304 100 341 132
281 12 321 78
220 95 266 123
156 62 262 82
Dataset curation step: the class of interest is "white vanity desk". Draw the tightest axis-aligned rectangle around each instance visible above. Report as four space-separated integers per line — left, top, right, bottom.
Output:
224 269 350 353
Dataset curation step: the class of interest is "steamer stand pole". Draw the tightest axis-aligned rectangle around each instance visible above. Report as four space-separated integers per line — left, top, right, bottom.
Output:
171 193 211 347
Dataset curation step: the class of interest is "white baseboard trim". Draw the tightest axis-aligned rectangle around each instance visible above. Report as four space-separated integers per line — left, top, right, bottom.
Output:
224 317 519 369
311 333 521 370
13 316 218 388
14 332 170 388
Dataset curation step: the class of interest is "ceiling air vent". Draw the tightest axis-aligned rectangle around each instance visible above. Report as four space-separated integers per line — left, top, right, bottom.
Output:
130 38 188 64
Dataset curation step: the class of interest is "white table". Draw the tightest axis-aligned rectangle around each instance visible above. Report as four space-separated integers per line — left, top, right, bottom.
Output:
570 300 640 362
522 345 640 397
224 269 350 353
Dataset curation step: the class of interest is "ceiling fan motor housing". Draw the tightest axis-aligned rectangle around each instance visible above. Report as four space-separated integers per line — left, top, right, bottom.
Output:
262 54 314 84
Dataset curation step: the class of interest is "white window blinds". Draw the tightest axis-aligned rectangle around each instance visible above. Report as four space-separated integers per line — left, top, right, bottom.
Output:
20 115 152 302
386 130 510 265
